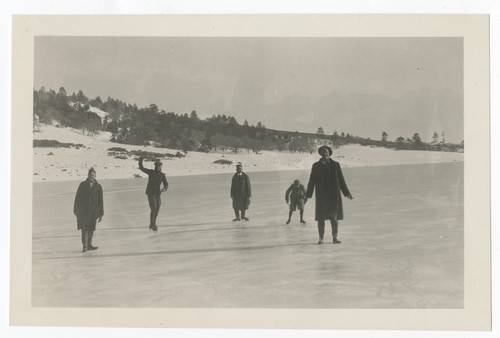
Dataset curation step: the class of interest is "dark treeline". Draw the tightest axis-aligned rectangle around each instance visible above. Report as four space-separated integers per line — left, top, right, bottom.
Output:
33 87 102 135
33 86 464 153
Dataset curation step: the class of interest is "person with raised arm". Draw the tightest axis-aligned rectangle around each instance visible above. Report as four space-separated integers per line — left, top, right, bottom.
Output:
138 156 169 232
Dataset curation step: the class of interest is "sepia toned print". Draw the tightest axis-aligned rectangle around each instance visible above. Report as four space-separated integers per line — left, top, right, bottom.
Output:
10 15 490 330
31 35 464 308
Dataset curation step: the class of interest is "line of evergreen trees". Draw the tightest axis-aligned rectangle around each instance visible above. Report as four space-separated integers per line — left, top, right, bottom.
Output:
33 86 463 154
34 87 102 135
33 87 317 153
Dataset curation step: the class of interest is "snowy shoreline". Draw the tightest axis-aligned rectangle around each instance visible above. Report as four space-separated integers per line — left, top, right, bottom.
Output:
33 125 464 183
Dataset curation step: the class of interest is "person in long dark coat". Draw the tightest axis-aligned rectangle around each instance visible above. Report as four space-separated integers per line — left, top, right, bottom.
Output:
74 167 104 252
306 145 353 244
138 156 169 232
230 162 251 221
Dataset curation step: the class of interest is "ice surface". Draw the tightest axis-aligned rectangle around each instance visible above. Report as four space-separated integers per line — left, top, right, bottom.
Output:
32 163 463 308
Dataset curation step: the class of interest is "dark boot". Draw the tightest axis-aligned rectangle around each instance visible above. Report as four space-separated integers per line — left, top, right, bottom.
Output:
331 220 341 244
317 221 325 244
81 229 88 252
233 209 240 221
150 209 156 229
148 194 160 230
241 210 249 221
154 197 161 228
87 230 98 250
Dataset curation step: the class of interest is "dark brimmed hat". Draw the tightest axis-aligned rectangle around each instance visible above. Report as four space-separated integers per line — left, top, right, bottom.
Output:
154 160 163 167
88 167 96 175
318 145 333 156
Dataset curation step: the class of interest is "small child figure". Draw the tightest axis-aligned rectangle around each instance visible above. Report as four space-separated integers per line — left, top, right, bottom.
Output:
285 179 307 225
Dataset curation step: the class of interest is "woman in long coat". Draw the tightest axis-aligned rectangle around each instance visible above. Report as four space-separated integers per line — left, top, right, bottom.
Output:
230 163 251 221
306 145 353 244
74 167 104 252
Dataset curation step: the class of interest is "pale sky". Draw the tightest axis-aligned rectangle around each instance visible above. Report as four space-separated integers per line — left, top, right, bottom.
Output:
34 37 463 143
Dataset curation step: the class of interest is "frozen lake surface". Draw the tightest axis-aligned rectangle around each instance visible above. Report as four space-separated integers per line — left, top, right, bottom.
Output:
32 162 463 308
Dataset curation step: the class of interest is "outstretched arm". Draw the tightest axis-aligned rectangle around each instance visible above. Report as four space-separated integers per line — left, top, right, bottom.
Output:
305 165 316 199
300 184 306 197
300 184 307 204
338 163 353 199
161 174 169 192
285 185 292 203
246 175 251 198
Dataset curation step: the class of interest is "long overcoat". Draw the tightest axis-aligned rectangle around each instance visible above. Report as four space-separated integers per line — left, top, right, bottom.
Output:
73 179 104 231
230 172 251 210
306 158 351 221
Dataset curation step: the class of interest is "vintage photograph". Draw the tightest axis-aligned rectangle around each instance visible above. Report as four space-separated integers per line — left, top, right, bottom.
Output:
9 14 490 330
31 36 464 308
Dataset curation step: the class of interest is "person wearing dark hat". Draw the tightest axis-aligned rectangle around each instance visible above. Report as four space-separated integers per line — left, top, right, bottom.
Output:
230 162 251 221
306 145 353 244
73 167 104 252
285 179 307 225
139 156 169 232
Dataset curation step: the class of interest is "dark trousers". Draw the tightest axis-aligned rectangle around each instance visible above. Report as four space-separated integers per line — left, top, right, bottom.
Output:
288 209 304 220
234 209 246 218
147 194 161 227
318 219 338 239
81 227 94 249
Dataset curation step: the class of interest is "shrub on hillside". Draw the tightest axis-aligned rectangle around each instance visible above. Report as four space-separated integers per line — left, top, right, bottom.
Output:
213 159 233 165
107 147 129 152
107 147 129 158
129 149 181 159
33 139 85 149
